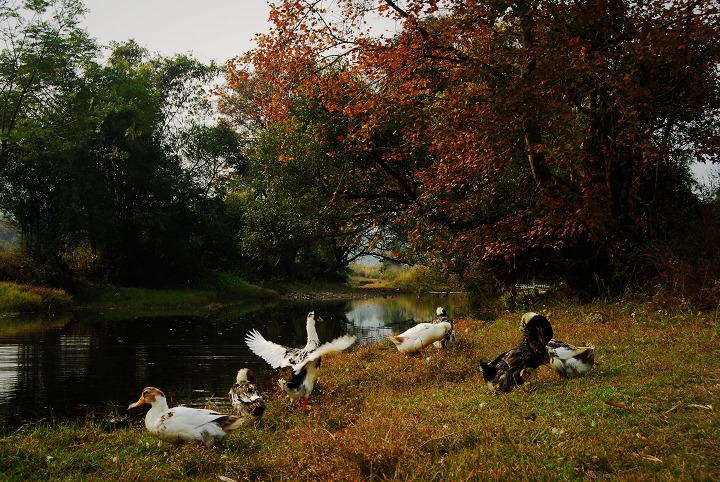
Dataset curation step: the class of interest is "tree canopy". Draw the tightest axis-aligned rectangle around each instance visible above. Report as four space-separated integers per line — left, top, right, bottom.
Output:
1 0 719 302
222 0 720 295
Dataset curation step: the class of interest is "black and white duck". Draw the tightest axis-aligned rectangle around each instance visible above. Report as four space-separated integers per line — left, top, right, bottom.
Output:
432 306 455 348
228 368 266 422
479 314 554 393
521 312 595 378
245 311 356 410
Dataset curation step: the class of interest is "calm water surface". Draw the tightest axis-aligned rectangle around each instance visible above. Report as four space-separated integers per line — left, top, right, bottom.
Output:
0 292 469 427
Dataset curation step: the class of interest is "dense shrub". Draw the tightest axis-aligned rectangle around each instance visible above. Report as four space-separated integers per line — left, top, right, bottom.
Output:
639 197 720 310
0 282 72 313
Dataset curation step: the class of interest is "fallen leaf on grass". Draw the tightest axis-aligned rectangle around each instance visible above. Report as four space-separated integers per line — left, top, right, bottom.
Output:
642 455 662 463
605 400 629 409
688 404 713 411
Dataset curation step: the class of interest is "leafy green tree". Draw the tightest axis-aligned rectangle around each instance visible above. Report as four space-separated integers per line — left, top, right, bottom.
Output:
71 44 238 285
220 78 423 281
0 13 243 286
0 0 94 164
0 0 96 270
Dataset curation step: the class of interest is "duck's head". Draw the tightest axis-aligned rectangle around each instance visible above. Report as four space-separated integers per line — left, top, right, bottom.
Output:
235 368 257 384
436 307 447 316
522 313 553 345
307 311 324 324
128 387 165 409
520 312 540 330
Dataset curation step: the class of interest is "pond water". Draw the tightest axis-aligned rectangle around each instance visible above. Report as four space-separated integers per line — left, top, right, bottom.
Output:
0 291 470 428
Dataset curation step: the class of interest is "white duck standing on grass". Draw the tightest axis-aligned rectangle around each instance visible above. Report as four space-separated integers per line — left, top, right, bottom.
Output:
521 312 595 378
389 320 453 354
432 306 455 348
128 387 244 447
245 311 356 411
228 368 266 422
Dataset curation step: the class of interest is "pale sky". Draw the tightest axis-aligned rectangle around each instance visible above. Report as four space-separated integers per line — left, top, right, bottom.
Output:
78 1 719 186
80 0 272 64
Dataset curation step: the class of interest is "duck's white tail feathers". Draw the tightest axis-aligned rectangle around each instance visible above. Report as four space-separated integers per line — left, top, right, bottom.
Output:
547 340 595 359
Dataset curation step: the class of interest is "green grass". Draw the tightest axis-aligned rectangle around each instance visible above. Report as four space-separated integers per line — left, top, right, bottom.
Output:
1 301 719 480
349 263 459 292
0 268 277 317
0 282 72 314
72 273 278 318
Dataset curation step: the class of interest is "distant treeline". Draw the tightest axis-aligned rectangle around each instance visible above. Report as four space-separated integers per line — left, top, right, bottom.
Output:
1 1 719 308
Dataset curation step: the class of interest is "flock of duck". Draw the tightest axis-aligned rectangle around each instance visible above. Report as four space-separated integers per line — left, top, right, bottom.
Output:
127 309 595 446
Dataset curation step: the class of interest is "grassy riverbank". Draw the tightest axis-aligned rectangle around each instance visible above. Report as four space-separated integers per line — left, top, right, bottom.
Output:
72 273 278 317
0 282 72 314
0 272 278 316
0 253 403 315
1 301 718 480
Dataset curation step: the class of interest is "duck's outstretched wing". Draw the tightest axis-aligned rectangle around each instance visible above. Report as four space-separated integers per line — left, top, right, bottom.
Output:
298 335 356 370
245 329 302 369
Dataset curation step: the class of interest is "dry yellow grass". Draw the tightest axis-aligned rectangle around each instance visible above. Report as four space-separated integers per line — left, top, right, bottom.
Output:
1 301 719 481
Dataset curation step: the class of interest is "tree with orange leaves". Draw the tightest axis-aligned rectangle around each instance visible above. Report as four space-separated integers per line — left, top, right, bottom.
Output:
222 0 720 295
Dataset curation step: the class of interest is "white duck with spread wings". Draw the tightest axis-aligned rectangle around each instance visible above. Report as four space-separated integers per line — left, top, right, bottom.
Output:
245 311 356 410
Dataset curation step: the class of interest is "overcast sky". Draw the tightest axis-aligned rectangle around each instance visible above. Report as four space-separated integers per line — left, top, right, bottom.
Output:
78 1 718 185
80 0 272 64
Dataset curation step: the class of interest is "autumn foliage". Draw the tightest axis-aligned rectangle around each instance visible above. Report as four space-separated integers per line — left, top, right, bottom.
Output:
222 0 720 296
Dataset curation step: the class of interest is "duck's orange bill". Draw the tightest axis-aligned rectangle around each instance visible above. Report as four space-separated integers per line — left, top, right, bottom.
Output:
128 397 145 410
317 316 325 323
